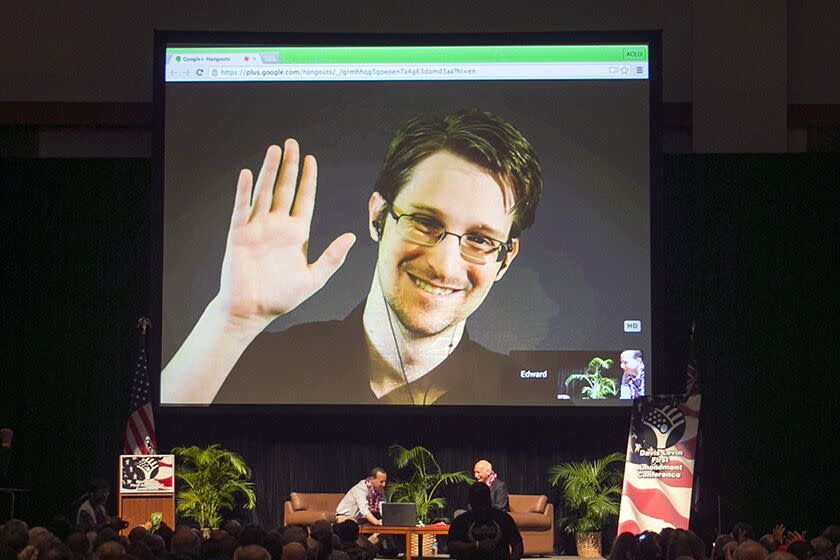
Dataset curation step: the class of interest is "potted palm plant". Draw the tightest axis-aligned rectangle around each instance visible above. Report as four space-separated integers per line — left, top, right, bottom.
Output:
387 444 472 555
549 452 624 558
564 357 618 399
173 444 256 536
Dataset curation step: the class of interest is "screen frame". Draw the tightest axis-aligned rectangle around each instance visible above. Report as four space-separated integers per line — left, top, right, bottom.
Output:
151 29 663 417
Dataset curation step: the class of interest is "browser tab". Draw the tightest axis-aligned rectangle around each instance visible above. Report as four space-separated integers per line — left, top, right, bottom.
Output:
165 45 651 83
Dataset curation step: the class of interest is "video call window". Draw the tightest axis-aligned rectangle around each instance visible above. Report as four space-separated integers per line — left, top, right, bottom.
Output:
156 37 660 407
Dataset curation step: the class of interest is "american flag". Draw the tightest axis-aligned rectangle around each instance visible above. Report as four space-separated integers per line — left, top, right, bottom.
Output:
685 321 699 396
685 321 703 514
124 318 157 455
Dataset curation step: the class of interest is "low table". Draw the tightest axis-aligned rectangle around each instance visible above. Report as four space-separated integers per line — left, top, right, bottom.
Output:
358 523 449 559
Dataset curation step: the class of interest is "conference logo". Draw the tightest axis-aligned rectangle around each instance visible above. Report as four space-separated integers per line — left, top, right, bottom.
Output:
628 398 687 464
120 454 175 493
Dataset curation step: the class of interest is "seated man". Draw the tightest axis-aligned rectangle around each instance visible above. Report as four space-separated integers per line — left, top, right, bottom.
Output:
448 483 523 560
336 468 387 526
455 460 508 518
473 460 509 511
619 350 645 399
336 468 402 557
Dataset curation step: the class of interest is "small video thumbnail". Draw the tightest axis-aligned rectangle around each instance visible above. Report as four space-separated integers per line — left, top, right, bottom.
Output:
510 349 646 403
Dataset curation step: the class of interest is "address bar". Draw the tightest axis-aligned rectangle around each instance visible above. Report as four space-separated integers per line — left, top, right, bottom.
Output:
174 62 647 82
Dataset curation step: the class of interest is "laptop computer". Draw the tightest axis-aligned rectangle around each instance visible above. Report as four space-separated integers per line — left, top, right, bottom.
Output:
380 502 417 526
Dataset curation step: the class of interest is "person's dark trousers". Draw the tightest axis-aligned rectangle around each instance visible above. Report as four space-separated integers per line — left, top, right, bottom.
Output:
372 512 404 558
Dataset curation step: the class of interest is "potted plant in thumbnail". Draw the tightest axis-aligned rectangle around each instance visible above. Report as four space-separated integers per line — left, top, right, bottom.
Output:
564 357 618 399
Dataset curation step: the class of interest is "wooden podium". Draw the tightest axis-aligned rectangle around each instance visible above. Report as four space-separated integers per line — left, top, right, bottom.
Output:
118 455 176 533
118 493 175 532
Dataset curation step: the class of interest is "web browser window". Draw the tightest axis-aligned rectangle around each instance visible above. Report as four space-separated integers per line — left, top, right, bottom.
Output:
157 37 659 407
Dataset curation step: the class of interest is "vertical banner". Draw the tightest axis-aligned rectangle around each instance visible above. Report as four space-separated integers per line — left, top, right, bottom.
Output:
617 393 701 533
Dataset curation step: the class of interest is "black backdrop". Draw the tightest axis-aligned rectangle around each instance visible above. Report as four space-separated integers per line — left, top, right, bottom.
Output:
1 154 837 547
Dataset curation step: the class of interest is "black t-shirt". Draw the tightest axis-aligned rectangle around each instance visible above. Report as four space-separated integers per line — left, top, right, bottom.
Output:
448 509 522 560
336 543 374 560
214 302 523 405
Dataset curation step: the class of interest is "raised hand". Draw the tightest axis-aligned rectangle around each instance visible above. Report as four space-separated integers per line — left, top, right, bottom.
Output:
772 524 785 546
216 140 356 324
160 140 356 404
786 530 806 543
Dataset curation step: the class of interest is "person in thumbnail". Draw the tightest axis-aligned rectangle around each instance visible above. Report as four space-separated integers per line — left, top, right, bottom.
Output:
619 349 645 399
336 468 387 526
161 109 543 405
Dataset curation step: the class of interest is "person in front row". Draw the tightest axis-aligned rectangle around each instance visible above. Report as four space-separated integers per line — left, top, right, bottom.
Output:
336 468 387 526
448 483 523 560
334 519 376 560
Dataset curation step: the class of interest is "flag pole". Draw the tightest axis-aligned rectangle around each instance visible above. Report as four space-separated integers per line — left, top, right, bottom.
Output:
124 318 157 456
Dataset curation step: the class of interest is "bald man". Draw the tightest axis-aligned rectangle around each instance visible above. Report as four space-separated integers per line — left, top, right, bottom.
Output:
734 540 769 560
235 545 272 560
473 460 509 511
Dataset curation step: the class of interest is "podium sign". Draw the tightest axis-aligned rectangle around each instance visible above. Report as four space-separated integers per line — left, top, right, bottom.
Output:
118 455 175 532
120 455 175 493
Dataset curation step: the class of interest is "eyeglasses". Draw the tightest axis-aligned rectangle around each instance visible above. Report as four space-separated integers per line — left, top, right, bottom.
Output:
387 205 513 264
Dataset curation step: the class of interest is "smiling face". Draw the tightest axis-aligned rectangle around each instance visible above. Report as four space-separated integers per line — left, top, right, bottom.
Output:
369 150 519 337
370 471 387 492
473 460 492 483
620 350 642 377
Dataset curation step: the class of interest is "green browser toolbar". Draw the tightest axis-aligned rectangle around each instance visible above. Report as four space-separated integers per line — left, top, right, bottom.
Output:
166 45 648 63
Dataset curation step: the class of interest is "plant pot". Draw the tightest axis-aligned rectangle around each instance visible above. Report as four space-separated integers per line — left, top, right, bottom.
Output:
410 534 435 558
575 531 602 558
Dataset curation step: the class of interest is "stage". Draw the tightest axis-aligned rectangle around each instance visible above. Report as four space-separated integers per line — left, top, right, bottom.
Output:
373 556 589 560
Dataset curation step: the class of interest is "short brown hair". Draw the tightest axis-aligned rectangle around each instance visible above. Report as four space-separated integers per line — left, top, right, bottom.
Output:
372 109 542 238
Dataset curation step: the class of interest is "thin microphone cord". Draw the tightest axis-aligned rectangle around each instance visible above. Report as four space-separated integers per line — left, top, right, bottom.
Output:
382 286 458 406
376 218 458 405
382 288 416 405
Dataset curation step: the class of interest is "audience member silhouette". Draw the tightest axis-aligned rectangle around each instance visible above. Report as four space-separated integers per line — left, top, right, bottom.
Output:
610 533 641 560
734 540 769 560
280 543 306 560
234 544 271 560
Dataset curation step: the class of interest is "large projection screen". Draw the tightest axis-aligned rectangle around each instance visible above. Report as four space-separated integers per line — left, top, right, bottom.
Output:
154 33 662 408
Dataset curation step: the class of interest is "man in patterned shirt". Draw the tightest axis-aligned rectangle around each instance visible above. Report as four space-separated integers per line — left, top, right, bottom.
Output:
619 350 646 399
